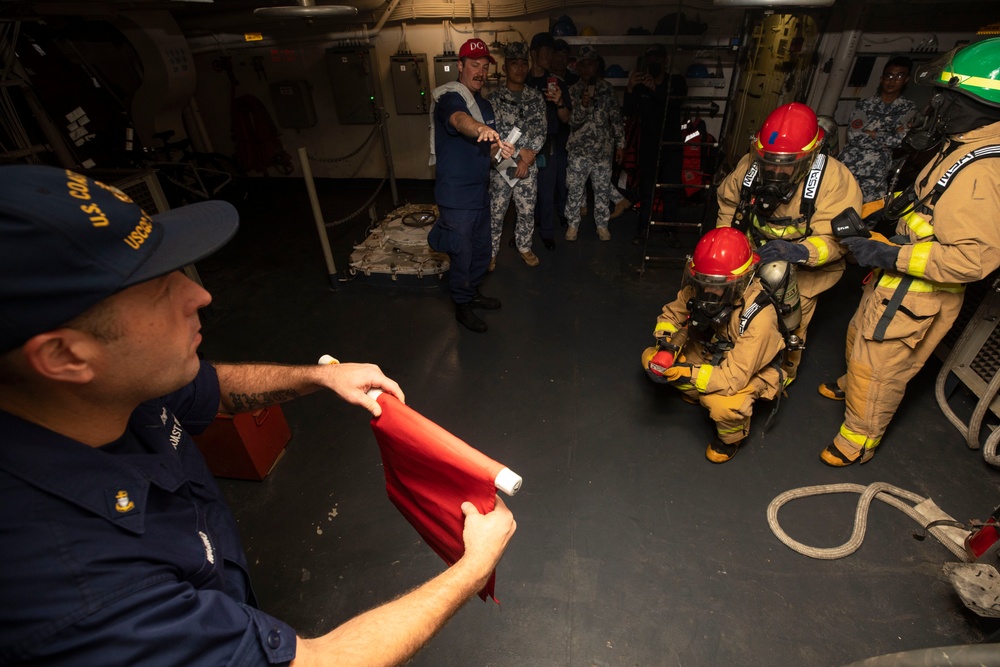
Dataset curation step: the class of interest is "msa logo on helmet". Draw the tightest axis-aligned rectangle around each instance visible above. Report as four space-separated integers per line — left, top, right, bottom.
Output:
803 154 826 200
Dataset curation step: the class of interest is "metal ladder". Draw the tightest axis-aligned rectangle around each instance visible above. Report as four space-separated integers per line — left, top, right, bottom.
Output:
935 274 1000 466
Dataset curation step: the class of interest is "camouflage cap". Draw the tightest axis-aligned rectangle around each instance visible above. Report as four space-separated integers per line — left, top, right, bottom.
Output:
578 44 600 62
503 41 530 61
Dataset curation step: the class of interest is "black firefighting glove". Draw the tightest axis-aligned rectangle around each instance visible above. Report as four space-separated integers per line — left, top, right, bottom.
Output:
757 239 809 265
841 235 901 270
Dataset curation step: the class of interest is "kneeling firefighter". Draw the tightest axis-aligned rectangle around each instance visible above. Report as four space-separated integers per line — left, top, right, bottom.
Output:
715 102 863 383
817 38 1000 467
641 227 802 463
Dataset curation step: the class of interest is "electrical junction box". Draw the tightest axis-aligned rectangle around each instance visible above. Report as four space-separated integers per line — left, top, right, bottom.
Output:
325 45 379 124
433 54 459 88
389 54 429 115
269 80 317 129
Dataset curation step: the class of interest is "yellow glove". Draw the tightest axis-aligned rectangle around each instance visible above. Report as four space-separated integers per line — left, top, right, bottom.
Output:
662 365 693 382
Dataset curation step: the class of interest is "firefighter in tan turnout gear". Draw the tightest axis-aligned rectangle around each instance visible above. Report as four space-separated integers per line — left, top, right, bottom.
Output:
641 227 788 463
819 38 1000 466
716 102 863 383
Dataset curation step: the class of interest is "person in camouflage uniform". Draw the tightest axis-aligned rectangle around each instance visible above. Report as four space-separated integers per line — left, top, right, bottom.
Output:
564 46 625 241
488 41 548 267
838 57 917 203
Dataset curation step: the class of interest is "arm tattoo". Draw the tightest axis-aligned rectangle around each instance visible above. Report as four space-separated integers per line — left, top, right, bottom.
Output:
228 389 301 412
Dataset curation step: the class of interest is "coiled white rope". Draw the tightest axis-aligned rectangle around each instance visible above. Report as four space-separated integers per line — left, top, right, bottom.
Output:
767 482 969 562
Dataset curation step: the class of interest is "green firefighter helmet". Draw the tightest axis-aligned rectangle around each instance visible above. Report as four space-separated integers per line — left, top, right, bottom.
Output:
913 38 1000 108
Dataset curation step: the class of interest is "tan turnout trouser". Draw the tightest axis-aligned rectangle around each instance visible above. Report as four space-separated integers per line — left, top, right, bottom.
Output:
678 370 782 445
832 278 964 460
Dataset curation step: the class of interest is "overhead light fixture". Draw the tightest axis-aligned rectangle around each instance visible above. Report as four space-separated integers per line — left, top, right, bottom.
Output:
713 0 834 6
254 0 359 19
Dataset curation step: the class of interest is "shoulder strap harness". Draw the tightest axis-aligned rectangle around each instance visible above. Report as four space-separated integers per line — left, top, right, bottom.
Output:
873 144 1000 342
732 154 828 240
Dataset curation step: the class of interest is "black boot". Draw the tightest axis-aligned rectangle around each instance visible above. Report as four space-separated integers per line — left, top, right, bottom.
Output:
470 289 501 310
455 303 488 333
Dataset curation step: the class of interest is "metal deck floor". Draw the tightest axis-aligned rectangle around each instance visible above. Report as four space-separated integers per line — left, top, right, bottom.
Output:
197 179 1000 666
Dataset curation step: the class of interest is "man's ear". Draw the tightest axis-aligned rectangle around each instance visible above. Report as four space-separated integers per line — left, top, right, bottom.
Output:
21 330 99 384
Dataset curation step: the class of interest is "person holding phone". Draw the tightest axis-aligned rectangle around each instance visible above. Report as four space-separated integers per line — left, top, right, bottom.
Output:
526 32 571 250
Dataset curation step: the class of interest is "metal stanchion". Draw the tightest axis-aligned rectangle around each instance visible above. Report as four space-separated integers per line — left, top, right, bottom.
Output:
376 107 399 207
298 146 339 291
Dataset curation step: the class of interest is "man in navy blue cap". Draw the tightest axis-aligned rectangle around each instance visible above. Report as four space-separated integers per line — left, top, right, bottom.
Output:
0 165 515 666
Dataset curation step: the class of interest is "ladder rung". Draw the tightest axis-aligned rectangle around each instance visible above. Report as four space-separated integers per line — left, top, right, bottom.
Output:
649 221 701 228
667 95 728 101
654 183 712 190
660 140 720 147
643 255 688 263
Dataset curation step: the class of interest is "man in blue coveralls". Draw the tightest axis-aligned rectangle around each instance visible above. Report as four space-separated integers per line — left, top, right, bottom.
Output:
428 37 516 333
0 165 517 665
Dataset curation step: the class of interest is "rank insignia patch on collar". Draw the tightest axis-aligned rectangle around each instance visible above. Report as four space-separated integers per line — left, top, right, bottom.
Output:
115 490 135 513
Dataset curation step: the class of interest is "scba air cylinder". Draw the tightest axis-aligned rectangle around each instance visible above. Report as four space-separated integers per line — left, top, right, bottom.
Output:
757 260 802 333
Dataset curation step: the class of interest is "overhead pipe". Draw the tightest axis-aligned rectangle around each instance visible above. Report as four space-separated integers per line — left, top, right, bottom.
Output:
186 0 726 52
187 0 403 54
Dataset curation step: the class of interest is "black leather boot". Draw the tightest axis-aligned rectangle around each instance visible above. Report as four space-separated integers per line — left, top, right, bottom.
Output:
470 289 501 310
455 303 488 333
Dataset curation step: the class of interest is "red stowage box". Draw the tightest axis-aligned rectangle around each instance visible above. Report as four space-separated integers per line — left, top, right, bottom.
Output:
193 406 292 481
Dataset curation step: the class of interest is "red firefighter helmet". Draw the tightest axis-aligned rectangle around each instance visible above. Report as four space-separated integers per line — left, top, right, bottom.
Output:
683 227 759 316
751 102 824 195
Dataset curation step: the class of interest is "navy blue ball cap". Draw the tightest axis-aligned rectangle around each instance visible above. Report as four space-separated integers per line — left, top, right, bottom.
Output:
0 165 239 352
530 32 555 51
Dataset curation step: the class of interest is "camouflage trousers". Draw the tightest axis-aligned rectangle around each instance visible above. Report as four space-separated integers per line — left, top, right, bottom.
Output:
489 169 537 257
565 151 612 230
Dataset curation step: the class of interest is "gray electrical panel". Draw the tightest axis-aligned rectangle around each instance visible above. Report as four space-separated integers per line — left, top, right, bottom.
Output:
269 80 317 129
433 55 459 88
325 46 378 125
389 54 429 115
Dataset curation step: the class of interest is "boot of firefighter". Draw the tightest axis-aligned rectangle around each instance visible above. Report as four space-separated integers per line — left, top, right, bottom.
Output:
706 436 744 464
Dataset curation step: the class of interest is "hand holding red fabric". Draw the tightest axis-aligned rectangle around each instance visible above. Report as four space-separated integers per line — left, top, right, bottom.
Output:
458 497 517 588
369 392 518 601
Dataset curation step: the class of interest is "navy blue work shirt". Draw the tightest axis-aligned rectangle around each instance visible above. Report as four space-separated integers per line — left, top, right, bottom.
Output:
433 90 496 210
0 361 296 665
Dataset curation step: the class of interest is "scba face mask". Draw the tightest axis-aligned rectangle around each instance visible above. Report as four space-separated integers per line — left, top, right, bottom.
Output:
906 90 1000 151
906 43 1000 149
904 92 950 152
752 173 797 217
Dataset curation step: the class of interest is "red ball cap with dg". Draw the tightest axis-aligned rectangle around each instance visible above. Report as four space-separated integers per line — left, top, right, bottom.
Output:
459 38 496 64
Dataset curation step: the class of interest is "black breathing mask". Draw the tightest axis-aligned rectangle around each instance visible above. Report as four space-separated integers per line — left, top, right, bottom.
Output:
905 89 1000 152
752 176 796 218
687 297 732 337
904 92 950 152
